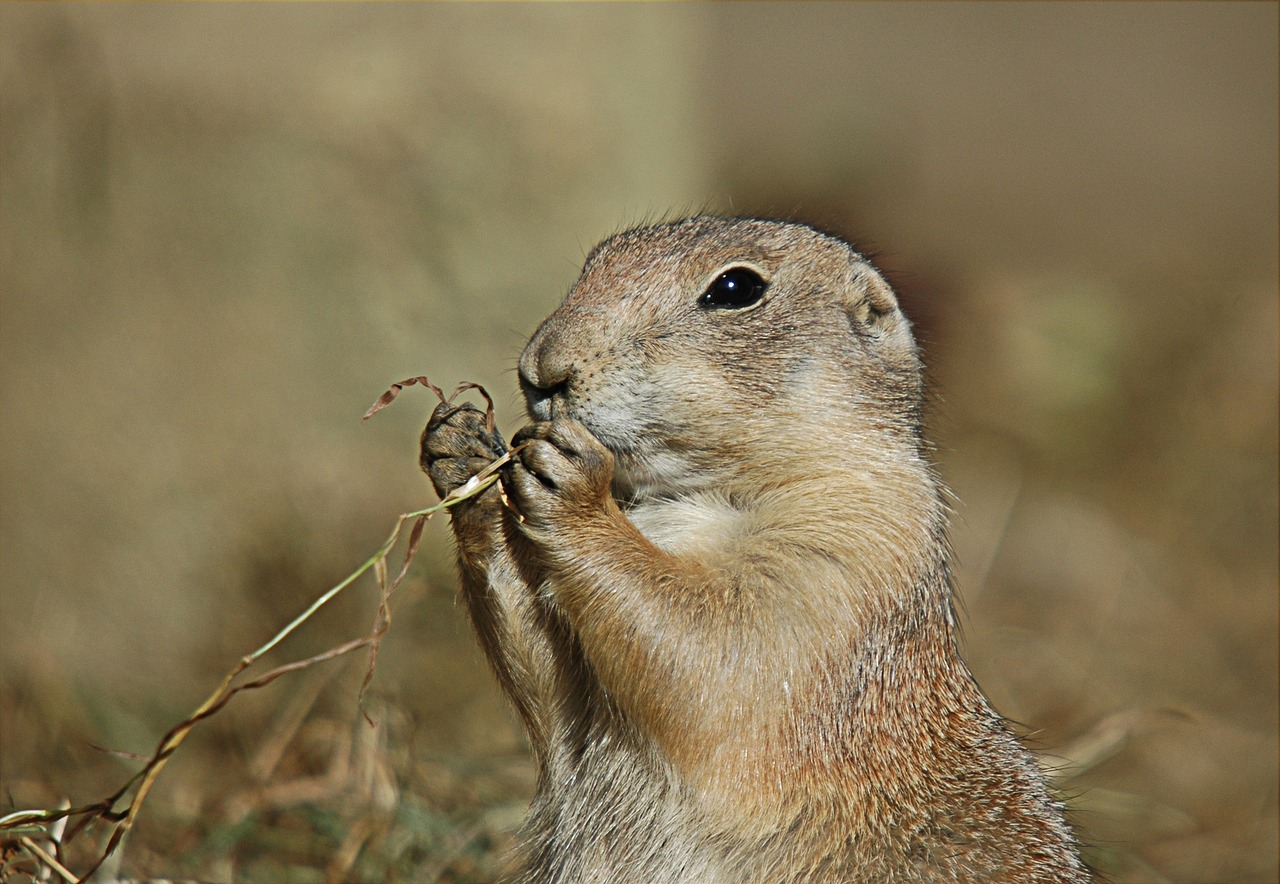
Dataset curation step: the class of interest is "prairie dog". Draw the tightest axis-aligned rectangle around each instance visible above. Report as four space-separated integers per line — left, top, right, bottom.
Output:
421 216 1089 882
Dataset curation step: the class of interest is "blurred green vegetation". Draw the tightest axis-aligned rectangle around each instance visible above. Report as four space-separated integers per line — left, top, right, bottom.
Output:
2 5 1275 882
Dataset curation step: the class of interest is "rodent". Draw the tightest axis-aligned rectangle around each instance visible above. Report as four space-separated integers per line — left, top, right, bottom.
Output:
420 215 1090 882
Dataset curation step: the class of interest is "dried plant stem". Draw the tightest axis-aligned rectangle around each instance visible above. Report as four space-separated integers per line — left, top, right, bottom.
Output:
1 378 507 882
18 836 76 884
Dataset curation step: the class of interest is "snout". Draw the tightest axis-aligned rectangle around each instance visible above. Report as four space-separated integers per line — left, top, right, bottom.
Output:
518 319 574 421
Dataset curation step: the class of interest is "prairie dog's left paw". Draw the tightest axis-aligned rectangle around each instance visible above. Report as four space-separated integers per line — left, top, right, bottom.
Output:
506 419 614 529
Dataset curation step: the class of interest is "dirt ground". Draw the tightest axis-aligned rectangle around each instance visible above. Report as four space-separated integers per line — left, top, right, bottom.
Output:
2 5 1276 882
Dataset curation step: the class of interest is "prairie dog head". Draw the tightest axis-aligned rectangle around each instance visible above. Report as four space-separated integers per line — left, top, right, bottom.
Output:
518 216 926 501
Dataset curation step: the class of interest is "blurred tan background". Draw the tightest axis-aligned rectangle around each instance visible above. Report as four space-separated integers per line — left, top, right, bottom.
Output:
1 4 1275 882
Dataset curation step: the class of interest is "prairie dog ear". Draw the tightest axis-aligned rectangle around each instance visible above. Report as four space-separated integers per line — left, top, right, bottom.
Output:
839 261 921 373
844 262 902 329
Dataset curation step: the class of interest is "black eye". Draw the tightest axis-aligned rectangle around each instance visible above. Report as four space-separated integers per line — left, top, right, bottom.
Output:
699 267 767 310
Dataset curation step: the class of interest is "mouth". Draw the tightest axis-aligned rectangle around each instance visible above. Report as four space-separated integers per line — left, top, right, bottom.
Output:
516 385 692 501
519 377 569 423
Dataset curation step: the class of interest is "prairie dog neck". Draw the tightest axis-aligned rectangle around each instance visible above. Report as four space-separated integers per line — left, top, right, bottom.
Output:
624 491 747 557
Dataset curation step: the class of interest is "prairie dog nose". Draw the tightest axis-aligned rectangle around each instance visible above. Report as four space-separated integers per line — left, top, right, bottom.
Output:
518 321 574 420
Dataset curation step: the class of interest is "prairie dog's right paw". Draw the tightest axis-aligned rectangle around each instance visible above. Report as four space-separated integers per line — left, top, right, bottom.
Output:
420 402 507 501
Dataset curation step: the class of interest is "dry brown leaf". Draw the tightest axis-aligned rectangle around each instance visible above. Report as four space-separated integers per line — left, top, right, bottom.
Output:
361 375 446 421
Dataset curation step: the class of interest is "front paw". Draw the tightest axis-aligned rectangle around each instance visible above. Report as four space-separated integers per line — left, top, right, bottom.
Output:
420 402 507 501
506 419 615 531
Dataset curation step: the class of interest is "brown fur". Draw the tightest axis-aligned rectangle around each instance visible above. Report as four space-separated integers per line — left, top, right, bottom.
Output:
421 216 1089 882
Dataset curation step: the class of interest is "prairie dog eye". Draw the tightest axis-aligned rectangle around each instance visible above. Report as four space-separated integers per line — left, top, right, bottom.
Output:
699 266 768 310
